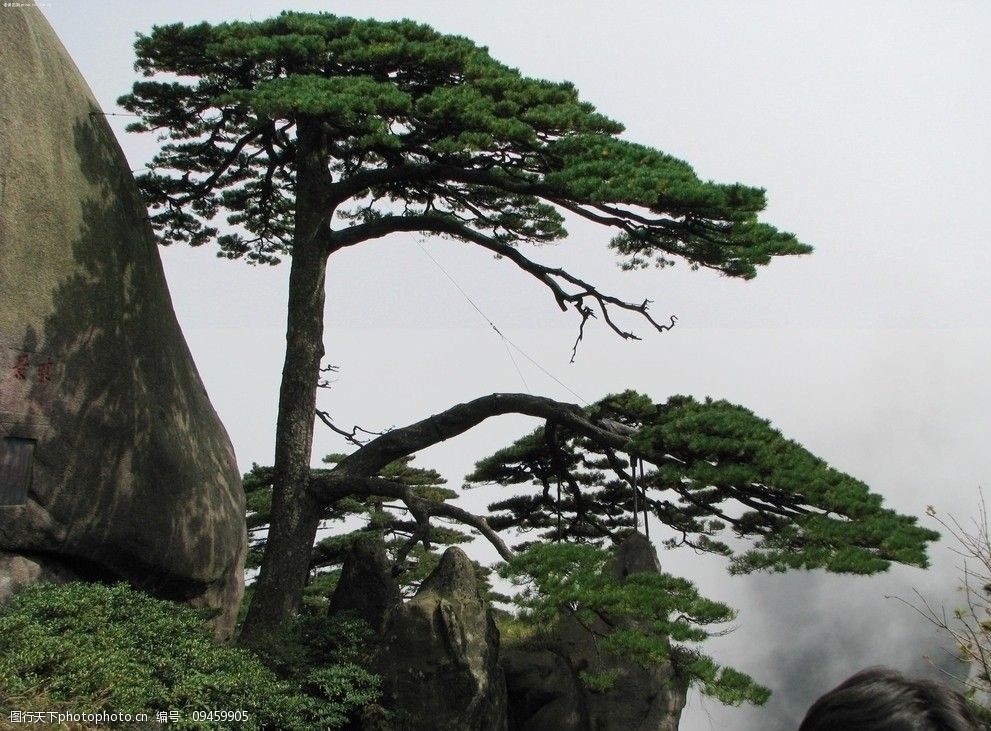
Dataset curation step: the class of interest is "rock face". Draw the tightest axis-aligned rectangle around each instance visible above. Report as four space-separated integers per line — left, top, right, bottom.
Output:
502 647 585 731
328 537 400 632
0 551 78 604
614 531 664 578
375 547 507 730
503 534 688 731
0 8 245 637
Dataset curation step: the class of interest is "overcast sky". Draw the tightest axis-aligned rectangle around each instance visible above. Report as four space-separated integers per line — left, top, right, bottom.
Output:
40 2 991 729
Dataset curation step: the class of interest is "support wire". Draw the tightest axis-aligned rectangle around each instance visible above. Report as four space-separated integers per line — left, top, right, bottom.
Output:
416 240 588 405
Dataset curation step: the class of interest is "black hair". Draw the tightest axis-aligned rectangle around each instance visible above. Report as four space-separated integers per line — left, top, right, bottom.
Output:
798 667 981 731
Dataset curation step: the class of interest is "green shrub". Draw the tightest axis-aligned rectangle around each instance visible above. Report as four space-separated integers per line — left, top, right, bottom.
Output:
500 542 771 705
0 583 318 729
248 611 381 727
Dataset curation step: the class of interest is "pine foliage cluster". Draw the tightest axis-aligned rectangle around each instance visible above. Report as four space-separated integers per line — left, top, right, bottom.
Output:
470 391 937 576
120 11 808 276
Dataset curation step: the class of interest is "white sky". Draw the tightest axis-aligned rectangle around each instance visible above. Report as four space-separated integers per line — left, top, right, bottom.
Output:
39 2 991 728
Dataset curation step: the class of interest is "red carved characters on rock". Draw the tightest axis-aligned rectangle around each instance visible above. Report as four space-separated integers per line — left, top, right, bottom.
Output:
10 354 29 381
0 348 57 417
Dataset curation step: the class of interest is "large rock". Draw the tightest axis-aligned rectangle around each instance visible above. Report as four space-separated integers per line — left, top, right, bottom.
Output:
376 547 507 730
614 531 663 578
0 8 245 637
502 647 585 731
503 535 688 731
328 537 400 632
0 551 78 604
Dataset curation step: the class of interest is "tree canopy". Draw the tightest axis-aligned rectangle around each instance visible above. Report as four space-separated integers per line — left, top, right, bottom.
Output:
120 11 808 288
500 541 771 706
284 390 937 577
468 391 937 574
121 11 861 648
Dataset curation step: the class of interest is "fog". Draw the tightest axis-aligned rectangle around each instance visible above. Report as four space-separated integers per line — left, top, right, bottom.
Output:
41 2 991 728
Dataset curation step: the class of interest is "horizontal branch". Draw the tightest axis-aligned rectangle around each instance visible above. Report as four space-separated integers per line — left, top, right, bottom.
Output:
325 162 691 244
305 393 641 557
324 393 628 480
330 213 676 356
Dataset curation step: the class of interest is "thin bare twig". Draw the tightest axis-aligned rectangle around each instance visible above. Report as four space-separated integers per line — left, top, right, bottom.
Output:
314 410 385 447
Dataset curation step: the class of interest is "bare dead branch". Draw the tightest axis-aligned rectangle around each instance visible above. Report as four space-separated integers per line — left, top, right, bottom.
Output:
330 213 676 359
315 410 375 447
895 493 991 698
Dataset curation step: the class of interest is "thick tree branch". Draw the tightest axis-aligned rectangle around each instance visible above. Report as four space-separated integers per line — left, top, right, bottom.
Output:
327 162 691 238
305 393 637 557
333 162 703 247
322 393 627 481
426 498 513 561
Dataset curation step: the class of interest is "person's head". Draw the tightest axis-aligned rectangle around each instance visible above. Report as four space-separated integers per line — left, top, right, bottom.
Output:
798 667 980 731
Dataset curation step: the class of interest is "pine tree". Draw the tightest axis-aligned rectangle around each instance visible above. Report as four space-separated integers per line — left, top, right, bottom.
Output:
242 390 937 708
121 11 811 638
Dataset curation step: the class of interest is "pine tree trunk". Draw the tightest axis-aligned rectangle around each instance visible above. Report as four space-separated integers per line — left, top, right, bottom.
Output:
240 120 332 643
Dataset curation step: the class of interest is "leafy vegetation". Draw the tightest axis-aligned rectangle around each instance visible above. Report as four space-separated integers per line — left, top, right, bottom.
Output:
0 583 379 730
501 541 769 705
467 391 938 707
246 611 382 728
471 391 938 574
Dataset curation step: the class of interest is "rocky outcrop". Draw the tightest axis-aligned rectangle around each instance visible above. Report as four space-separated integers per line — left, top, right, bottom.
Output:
502 534 688 731
502 647 585 731
614 531 663 578
0 8 245 637
336 537 685 730
375 547 507 730
328 537 399 632
0 551 78 604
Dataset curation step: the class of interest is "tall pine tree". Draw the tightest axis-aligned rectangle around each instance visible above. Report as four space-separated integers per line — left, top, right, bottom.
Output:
121 11 813 638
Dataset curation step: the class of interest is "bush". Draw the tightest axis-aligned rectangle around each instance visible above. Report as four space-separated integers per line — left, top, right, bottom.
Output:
0 583 321 729
248 611 381 728
500 541 771 705
902 497 991 721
